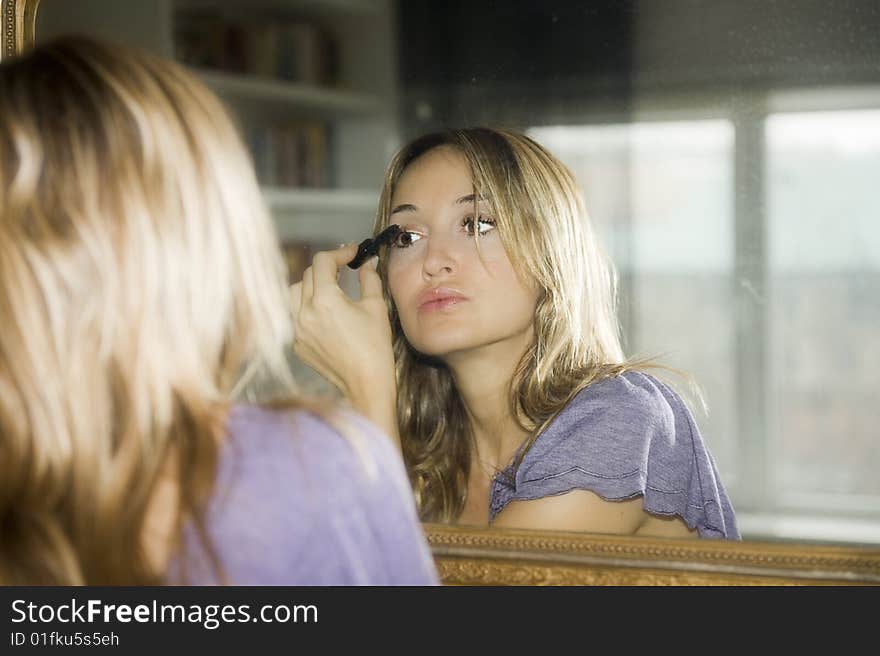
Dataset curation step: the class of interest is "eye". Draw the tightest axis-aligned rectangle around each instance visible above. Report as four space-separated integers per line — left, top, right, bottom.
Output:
462 216 496 236
391 230 424 249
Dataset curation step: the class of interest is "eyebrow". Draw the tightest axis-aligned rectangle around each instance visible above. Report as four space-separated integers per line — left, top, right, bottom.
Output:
390 194 491 215
456 193 492 205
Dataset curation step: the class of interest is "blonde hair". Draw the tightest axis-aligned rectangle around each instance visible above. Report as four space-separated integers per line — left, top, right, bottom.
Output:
0 36 297 583
376 127 658 522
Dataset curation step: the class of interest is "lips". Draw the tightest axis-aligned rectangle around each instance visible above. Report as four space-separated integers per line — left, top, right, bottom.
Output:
417 287 468 312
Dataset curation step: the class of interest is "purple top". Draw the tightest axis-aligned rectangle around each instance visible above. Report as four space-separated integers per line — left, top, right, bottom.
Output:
170 405 439 585
490 371 740 539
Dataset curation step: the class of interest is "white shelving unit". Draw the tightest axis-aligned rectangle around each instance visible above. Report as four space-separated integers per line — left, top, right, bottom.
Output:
264 187 378 243
36 0 398 247
175 0 398 245
195 68 383 116
263 187 377 212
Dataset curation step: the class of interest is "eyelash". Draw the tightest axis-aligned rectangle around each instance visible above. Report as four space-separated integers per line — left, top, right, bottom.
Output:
391 230 422 249
462 216 496 236
391 216 497 249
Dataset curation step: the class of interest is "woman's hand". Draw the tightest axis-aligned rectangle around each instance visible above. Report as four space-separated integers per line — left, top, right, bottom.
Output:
289 244 400 448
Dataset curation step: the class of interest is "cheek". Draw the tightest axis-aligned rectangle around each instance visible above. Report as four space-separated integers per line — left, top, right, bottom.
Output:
386 247 418 278
478 246 525 288
481 255 539 315
386 264 411 314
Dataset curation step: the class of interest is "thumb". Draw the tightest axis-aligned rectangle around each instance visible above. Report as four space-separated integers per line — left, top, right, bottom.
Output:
358 256 384 300
289 282 303 316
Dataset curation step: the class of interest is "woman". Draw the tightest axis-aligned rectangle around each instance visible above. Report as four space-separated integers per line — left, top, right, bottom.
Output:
0 36 438 585
292 128 739 539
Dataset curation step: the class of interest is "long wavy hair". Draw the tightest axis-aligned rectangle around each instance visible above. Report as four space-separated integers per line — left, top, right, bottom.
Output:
375 127 663 522
0 36 299 584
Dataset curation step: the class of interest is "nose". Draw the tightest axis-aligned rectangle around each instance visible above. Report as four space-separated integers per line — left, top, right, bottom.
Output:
421 232 458 280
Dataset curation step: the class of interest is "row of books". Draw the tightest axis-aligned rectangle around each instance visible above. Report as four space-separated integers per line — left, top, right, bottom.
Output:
174 12 337 85
244 122 333 189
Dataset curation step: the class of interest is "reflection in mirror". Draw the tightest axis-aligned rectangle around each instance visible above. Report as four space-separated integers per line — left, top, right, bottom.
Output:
399 0 880 547
19 0 880 548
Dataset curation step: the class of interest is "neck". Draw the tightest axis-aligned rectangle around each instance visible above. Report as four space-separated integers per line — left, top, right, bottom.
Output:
444 335 532 471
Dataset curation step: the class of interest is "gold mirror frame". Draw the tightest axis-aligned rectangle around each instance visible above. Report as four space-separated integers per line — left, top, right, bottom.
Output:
4 0 879 587
1 0 39 61
424 524 880 585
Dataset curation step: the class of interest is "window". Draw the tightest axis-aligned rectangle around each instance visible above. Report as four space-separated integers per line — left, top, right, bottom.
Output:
530 109 880 541
766 110 880 513
530 121 737 485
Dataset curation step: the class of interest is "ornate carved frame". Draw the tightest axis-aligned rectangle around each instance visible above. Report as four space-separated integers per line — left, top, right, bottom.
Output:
424 524 880 585
1 0 39 61
5 0 880 587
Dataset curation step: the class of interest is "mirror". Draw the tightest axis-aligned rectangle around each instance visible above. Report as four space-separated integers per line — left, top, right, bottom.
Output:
4 0 880 569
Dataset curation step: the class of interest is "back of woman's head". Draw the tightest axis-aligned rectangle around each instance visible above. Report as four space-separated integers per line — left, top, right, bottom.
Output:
0 35 292 583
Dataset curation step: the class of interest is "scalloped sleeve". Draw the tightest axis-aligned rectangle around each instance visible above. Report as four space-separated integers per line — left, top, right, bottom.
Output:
489 371 740 539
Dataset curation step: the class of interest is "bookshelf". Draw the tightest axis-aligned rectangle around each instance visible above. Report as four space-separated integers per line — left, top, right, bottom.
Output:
36 0 398 260
265 187 378 243
170 0 398 253
195 68 383 116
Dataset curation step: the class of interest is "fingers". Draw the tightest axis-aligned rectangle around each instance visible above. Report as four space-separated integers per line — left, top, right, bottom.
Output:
289 282 303 316
301 266 314 305
304 243 386 308
357 256 384 300
311 243 359 289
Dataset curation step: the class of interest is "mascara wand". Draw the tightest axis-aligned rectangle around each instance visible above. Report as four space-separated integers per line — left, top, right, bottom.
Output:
347 224 402 269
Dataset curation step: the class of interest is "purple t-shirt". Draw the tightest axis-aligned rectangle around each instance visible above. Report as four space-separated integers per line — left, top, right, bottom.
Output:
490 371 740 539
170 405 439 585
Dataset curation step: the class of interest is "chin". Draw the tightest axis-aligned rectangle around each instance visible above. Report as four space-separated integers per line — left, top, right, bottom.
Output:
408 341 466 359
404 331 480 360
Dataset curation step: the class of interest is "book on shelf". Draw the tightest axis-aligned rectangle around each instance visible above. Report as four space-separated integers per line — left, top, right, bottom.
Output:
244 121 332 189
174 10 338 86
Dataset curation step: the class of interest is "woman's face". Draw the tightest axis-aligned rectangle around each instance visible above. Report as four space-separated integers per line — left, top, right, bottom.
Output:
386 146 539 362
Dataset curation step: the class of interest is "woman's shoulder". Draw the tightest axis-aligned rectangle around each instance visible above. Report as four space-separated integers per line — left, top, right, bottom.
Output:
224 403 386 467
179 403 437 585
496 370 740 538
567 369 680 419
527 370 681 463
220 402 414 514
219 404 373 494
